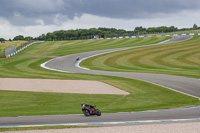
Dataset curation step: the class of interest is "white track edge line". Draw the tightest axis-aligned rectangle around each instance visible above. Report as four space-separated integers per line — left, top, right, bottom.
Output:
1 118 200 128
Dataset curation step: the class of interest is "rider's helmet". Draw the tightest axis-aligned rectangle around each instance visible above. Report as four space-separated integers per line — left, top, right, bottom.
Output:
81 103 85 106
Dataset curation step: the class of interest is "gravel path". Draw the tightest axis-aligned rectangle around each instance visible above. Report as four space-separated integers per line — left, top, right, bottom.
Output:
0 78 129 95
4 122 200 133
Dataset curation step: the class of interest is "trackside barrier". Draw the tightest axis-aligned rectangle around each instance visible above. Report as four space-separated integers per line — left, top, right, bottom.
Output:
6 41 44 58
105 33 199 40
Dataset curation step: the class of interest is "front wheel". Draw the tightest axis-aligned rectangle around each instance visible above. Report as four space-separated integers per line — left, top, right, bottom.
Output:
96 109 101 116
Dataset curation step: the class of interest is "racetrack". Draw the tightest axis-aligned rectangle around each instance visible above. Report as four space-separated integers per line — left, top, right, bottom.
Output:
1 35 200 128
44 35 200 99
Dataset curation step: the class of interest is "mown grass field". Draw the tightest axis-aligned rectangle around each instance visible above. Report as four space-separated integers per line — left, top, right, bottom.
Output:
15 36 171 56
81 35 200 78
0 36 199 117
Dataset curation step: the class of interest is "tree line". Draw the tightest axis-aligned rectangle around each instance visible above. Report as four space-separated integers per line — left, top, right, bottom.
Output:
1 24 200 42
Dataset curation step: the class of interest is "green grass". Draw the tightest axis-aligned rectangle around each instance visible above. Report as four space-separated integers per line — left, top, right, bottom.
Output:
0 36 199 117
15 36 171 56
81 35 200 78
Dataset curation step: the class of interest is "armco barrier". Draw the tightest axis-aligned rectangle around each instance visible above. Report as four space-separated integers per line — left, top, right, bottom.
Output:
106 33 199 39
6 41 44 58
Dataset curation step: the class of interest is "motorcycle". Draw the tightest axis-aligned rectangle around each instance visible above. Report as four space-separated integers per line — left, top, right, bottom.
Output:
76 57 80 61
81 103 101 116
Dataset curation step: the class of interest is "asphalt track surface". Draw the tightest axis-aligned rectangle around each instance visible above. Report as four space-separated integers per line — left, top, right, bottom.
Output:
1 35 200 127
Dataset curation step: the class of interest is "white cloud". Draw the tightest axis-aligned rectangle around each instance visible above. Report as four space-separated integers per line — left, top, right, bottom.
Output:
35 19 45 25
0 18 54 39
13 11 21 17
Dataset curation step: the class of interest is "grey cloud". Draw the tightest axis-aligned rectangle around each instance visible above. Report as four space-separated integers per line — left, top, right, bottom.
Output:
0 0 199 26
78 0 200 19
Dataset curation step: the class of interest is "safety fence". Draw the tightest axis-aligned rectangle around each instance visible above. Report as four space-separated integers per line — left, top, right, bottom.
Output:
4 45 17 57
5 41 44 58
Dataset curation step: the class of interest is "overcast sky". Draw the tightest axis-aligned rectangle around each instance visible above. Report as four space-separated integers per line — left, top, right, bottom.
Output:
0 0 200 39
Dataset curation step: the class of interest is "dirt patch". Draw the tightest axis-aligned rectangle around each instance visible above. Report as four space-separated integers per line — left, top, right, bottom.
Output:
0 78 129 95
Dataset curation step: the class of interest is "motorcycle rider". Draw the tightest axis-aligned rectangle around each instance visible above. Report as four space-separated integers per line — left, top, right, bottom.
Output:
81 103 95 114
90 104 95 114
76 56 80 61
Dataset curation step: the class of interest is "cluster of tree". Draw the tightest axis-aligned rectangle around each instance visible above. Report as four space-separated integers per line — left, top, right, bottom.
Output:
13 35 33 41
0 38 6 43
1 24 199 42
0 36 33 43
132 24 200 35
34 28 132 41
